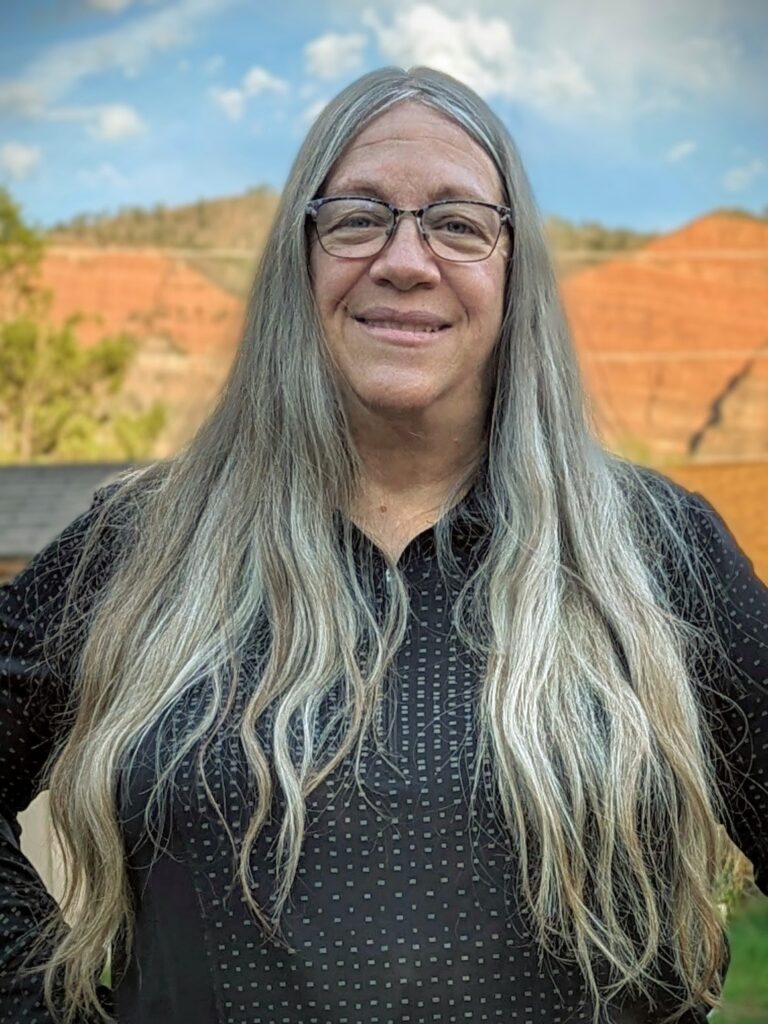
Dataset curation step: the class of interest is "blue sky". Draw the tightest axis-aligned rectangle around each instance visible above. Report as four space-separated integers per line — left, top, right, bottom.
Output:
1 0 766 231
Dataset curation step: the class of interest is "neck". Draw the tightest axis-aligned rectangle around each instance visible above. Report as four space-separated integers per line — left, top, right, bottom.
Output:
346 405 487 517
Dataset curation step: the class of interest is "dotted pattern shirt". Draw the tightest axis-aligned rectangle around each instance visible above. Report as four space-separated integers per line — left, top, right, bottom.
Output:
1 472 766 1024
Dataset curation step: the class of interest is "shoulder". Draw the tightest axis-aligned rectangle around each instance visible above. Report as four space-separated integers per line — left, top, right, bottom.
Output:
3 475 137 618
606 462 768 651
613 460 715 521
612 461 754 578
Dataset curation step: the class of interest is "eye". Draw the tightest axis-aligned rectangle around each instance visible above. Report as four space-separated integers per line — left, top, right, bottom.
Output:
436 218 479 235
424 204 499 246
335 213 379 229
320 204 390 234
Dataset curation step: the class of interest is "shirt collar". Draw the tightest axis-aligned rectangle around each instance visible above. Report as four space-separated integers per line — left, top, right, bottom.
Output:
334 460 492 569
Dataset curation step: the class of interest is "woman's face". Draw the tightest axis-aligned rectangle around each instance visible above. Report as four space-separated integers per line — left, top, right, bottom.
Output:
309 101 510 423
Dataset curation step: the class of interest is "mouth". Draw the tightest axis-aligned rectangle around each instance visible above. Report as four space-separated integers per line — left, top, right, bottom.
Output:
352 315 451 344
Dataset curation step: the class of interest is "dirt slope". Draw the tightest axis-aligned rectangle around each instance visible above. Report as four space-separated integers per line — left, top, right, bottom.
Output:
40 246 244 355
37 246 245 456
562 213 768 459
35 212 768 462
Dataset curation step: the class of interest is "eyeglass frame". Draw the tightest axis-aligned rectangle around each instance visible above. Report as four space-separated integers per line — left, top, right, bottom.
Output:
305 195 514 263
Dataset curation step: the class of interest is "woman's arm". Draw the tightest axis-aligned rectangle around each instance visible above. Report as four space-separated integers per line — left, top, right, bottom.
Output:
684 490 768 895
0 489 116 1022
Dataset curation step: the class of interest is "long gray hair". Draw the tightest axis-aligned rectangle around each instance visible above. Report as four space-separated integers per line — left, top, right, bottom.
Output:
27 66 732 1023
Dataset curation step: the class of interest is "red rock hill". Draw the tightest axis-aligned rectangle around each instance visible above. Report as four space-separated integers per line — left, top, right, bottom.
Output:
35 213 768 462
562 214 768 460
38 246 245 455
40 246 243 355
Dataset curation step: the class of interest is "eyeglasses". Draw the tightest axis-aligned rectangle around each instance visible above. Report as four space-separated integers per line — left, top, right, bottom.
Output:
305 196 513 263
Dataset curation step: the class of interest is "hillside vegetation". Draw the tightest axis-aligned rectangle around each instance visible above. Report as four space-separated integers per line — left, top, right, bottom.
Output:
0 188 167 463
44 187 709 254
46 189 767 295
545 216 657 251
48 186 280 250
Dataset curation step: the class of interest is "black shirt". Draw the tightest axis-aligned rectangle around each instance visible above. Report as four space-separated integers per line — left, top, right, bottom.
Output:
1 472 766 1024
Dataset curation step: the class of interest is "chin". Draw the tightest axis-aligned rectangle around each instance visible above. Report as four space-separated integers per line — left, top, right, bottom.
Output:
356 382 443 415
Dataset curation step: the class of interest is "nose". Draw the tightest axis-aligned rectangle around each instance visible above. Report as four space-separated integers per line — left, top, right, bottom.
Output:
367 211 441 289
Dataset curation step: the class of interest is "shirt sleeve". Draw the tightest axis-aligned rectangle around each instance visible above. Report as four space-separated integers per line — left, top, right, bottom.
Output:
682 490 768 896
0 487 117 1022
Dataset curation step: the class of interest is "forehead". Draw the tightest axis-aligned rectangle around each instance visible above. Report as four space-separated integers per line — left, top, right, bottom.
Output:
324 101 504 204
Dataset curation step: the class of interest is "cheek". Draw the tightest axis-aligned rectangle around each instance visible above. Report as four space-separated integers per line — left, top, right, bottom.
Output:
490 262 508 318
311 257 360 321
471 267 506 323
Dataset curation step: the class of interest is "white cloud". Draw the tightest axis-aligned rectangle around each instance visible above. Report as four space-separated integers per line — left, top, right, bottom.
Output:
501 0 746 116
242 66 289 96
0 0 242 120
85 0 134 11
363 5 594 111
357 0 753 122
304 32 367 80
723 158 766 193
210 86 245 121
665 140 697 163
4 100 147 143
210 65 288 121
0 142 42 180
79 161 129 188
89 103 145 139
0 82 45 118
204 54 224 75
301 98 330 125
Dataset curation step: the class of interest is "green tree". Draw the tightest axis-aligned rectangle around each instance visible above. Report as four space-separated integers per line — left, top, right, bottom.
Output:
0 188 45 321
0 187 167 463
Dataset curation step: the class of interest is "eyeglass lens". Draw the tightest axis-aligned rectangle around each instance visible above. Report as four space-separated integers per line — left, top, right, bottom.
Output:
314 199 502 261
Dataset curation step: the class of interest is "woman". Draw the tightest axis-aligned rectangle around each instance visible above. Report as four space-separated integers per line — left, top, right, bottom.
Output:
0 66 766 1024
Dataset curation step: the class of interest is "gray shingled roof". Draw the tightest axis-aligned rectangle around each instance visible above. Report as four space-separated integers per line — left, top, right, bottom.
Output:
0 463 139 560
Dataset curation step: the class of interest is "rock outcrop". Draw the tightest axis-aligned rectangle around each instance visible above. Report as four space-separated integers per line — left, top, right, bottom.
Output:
563 214 768 460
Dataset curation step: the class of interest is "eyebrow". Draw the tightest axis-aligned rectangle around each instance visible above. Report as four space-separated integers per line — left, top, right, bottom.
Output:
326 178 495 204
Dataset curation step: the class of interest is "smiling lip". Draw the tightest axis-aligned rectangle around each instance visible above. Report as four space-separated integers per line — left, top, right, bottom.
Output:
352 306 451 345
354 306 451 328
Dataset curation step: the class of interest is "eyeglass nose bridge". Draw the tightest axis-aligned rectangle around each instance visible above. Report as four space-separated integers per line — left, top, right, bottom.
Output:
383 206 432 251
